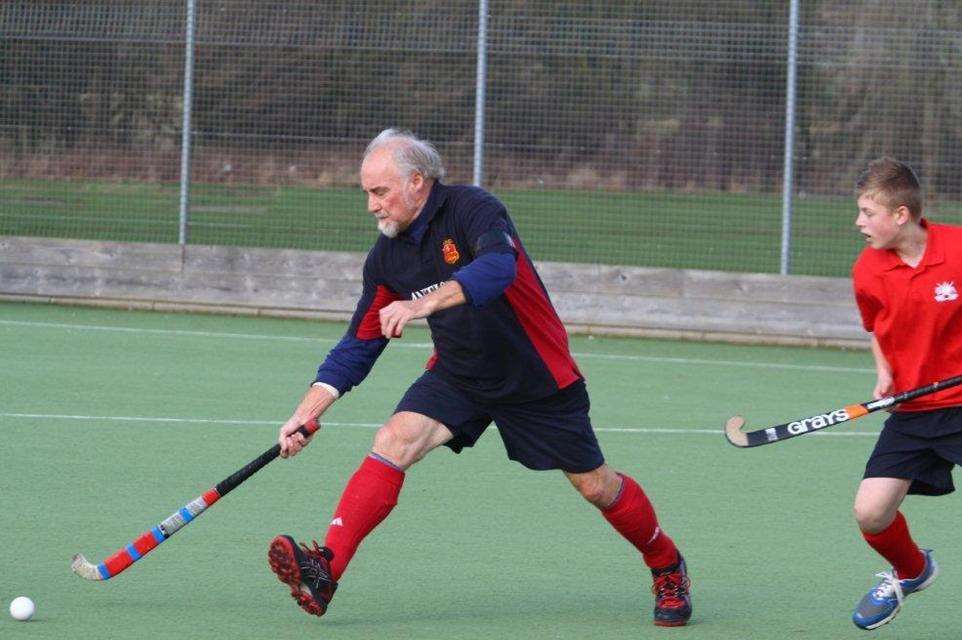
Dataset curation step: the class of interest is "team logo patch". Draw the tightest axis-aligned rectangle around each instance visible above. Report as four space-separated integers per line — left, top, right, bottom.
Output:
442 238 460 264
935 281 958 303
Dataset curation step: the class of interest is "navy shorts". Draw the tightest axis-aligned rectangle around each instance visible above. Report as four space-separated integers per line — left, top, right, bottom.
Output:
394 370 605 473
864 406 962 496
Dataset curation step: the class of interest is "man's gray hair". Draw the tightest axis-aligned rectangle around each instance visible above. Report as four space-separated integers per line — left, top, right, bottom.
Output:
364 128 445 180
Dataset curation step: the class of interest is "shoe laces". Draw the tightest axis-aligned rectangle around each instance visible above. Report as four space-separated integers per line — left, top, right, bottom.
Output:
652 571 691 608
871 571 904 605
297 540 332 592
298 540 328 561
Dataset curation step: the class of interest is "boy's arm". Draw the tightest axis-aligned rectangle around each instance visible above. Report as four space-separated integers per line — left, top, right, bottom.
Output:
869 333 895 399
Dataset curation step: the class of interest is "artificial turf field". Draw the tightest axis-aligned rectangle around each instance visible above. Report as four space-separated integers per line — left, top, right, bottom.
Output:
0 178 890 276
2 301 960 639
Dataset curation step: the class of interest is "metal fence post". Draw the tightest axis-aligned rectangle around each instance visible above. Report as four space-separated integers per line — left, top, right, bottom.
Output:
178 0 197 245
472 0 488 187
779 0 800 275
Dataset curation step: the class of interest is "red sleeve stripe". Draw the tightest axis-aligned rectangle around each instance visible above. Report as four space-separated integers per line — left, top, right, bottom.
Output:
503 246 581 388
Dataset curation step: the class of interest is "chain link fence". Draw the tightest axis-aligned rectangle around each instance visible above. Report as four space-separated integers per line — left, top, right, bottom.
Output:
2 1 961 276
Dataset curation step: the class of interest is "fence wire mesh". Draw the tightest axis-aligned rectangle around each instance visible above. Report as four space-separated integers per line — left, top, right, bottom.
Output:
2 1 961 276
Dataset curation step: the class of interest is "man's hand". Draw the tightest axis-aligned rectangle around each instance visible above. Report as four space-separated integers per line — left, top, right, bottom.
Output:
277 386 337 458
377 281 466 338
379 299 432 338
278 414 317 458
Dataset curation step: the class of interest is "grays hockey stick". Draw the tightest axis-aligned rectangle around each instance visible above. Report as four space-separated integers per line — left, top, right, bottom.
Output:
71 419 319 580
725 374 962 448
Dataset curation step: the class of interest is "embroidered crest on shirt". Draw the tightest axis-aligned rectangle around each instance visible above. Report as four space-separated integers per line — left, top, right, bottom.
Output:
934 281 958 303
442 238 460 264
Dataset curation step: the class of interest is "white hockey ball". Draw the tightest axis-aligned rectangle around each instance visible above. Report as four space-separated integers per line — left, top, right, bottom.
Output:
9 596 35 621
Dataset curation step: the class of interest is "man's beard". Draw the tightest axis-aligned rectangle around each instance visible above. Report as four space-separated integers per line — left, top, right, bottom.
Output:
378 218 400 238
377 192 416 239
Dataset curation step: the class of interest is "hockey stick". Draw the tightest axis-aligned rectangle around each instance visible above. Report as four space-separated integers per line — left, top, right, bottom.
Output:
725 374 962 448
71 419 319 580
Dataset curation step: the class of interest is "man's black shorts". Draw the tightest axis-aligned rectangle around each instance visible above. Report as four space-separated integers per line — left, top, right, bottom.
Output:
864 406 962 496
394 370 605 473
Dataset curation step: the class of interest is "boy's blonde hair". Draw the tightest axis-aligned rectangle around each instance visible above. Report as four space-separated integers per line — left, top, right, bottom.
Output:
855 157 922 220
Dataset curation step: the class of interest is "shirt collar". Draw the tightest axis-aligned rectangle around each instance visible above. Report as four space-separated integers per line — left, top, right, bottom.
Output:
398 181 445 245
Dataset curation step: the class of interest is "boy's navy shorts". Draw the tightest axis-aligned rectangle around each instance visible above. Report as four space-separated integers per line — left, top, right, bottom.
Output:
864 406 962 496
395 370 605 473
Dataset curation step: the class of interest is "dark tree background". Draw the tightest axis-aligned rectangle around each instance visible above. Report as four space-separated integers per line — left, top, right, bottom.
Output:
1 0 959 196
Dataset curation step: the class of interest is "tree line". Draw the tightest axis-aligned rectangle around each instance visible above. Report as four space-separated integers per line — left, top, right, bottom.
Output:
1 0 959 196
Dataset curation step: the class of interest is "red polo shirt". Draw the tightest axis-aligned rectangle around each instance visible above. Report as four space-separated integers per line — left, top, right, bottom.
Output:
852 221 962 411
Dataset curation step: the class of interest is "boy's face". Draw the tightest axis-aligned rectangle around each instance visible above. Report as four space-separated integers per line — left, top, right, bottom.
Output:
855 194 905 250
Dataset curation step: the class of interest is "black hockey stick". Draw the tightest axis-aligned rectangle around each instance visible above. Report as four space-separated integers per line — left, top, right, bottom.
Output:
71 419 319 580
725 374 962 448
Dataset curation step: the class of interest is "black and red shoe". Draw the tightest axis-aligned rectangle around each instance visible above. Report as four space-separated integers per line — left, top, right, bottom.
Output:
268 535 338 617
651 554 692 627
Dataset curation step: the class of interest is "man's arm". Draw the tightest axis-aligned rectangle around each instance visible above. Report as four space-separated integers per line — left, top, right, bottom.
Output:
378 280 466 339
278 384 338 458
279 253 397 457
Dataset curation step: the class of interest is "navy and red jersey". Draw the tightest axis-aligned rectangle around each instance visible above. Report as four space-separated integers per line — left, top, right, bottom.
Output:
314 181 581 403
852 220 962 411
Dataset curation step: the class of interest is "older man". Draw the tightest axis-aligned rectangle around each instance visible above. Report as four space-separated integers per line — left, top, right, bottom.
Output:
267 128 691 627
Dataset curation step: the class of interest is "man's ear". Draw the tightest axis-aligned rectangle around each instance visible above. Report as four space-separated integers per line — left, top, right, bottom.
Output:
409 171 424 191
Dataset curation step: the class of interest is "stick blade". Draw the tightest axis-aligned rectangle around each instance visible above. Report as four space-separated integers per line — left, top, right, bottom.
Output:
724 415 750 447
71 553 104 581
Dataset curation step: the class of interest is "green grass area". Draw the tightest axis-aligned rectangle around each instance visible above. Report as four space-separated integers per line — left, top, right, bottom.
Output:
2 301 961 639
11 178 962 277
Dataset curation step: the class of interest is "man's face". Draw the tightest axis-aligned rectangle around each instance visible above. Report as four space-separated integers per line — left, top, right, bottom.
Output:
360 148 422 238
855 194 903 250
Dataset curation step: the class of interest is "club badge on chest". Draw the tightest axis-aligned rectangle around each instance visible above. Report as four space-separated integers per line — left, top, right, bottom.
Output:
934 281 958 303
442 238 460 265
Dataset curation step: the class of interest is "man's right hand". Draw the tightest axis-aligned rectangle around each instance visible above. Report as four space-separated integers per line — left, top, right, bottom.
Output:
278 385 337 458
278 415 316 458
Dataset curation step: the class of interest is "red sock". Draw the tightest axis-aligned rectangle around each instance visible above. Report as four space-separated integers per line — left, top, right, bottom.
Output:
324 455 404 581
601 473 678 570
862 511 925 579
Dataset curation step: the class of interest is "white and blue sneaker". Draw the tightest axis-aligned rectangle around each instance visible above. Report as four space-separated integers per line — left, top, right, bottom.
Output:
852 549 938 630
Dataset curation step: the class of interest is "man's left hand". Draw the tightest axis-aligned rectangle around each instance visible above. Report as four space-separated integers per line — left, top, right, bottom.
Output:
379 299 431 338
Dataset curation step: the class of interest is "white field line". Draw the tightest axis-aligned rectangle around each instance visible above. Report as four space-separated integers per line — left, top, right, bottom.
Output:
0 318 874 374
0 412 880 437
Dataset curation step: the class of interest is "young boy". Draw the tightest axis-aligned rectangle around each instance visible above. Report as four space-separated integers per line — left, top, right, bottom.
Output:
850 157 962 629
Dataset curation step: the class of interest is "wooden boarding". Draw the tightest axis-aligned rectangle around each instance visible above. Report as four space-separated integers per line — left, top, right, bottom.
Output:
0 236 867 347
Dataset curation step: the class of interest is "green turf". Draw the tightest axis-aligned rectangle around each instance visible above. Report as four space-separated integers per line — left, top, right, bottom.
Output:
1 301 960 639
11 178 962 276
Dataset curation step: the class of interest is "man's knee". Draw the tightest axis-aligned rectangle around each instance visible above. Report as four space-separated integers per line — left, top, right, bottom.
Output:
372 422 413 467
567 465 621 508
371 413 451 470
